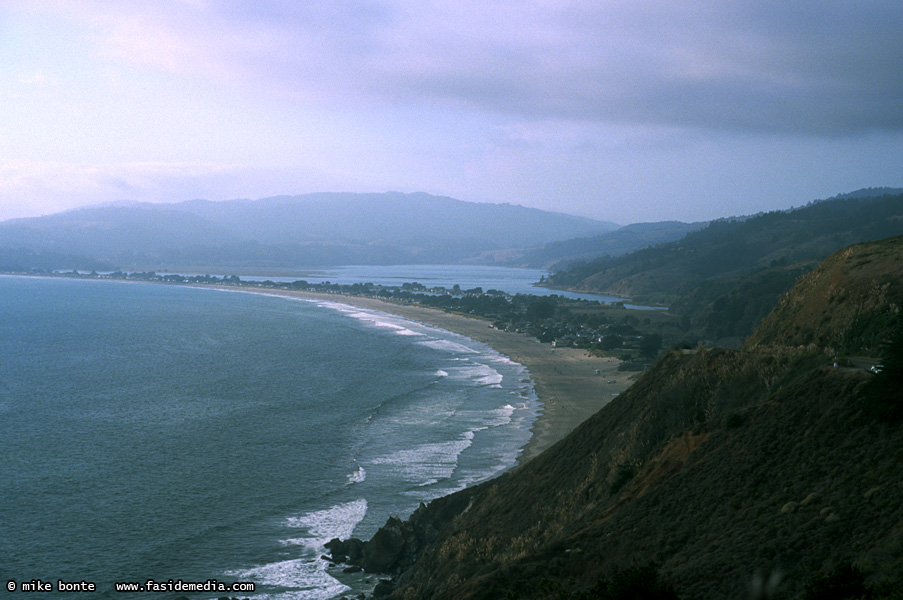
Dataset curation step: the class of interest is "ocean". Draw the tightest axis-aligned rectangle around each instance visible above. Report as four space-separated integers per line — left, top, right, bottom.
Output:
0 275 539 599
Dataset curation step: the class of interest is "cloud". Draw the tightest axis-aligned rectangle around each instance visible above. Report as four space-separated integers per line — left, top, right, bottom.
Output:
3 1 900 225
17 72 50 86
47 0 902 136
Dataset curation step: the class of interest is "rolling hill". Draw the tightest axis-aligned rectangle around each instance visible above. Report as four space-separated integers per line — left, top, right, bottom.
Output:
546 190 903 302
545 189 903 345
514 220 708 270
0 192 618 270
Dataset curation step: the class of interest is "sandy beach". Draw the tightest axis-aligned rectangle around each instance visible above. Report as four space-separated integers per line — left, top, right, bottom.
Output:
238 288 634 464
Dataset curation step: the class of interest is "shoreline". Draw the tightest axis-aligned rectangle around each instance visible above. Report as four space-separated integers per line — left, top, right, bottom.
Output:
230 287 634 464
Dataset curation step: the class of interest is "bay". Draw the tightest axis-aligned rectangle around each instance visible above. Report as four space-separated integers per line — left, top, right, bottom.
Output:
174 264 633 304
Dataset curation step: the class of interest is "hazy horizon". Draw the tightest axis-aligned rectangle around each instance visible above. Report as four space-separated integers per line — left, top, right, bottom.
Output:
3 187 901 229
1 2 901 224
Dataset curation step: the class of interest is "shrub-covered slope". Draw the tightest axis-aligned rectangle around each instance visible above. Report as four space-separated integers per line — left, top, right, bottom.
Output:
546 191 903 304
746 236 903 355
546 191 903 347
354 236 903 600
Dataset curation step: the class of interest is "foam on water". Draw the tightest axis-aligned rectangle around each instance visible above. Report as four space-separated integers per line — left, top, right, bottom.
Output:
346 465 366 485
232 500 369 599
227 557 348 600
490 355 522 367
283 499 368 547
394 327 422 336
452 362 504 387
454 446 523 490
370 432 475 487
416 339 479 354
492 403 516 425
452 403 515 435
305 300 424 337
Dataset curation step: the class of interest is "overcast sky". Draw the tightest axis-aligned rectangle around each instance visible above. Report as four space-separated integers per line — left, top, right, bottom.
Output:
1 1 901 224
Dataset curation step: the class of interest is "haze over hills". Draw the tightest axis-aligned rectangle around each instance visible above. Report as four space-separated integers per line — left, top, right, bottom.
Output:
514 220 709 270
0 192 618 271
2 188 899 289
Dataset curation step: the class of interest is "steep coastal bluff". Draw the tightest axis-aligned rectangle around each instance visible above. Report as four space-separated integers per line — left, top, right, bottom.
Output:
332 236 903 599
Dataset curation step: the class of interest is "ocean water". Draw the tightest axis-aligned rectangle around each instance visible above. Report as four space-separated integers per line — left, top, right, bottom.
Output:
0 276 538 599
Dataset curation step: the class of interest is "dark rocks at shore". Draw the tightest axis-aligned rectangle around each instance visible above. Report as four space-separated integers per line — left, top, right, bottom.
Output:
325 519 415 574
362 517 412 573
328 489 479 583
325 537 365 565
372 579 395 598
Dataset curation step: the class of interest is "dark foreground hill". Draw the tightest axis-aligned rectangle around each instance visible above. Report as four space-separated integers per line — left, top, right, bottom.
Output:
335 237 903 600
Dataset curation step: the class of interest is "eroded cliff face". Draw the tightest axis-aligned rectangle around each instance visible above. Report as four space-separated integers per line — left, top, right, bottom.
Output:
347 237 903 600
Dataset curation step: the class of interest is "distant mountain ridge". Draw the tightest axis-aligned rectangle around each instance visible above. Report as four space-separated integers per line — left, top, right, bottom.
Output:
828 187 903 200
0 192 619 270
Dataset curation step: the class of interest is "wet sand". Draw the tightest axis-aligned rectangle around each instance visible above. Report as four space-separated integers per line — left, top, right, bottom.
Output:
240 289 633 464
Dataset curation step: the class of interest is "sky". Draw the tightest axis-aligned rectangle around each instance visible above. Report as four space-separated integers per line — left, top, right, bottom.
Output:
1 1 901 225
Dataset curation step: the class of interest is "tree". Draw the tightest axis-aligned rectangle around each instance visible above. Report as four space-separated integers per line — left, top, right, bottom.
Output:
580 564 679 600
599 334 623 351
862 314 903 421
640 333 663 358
526 299 556 322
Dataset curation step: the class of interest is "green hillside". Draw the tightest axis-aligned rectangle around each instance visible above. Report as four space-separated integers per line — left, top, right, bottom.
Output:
545 190 903 345
546 191 903 301
747 236 903 355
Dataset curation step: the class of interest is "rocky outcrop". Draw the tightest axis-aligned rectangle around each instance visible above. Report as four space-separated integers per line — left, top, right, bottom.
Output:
328 489 479 576
362 517 411 573
325 537 364 565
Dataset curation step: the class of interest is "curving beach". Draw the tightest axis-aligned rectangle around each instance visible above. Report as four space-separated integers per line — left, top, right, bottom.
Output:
245 288 634 464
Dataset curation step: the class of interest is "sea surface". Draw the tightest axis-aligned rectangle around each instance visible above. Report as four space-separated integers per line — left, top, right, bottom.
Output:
0 276 539 599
